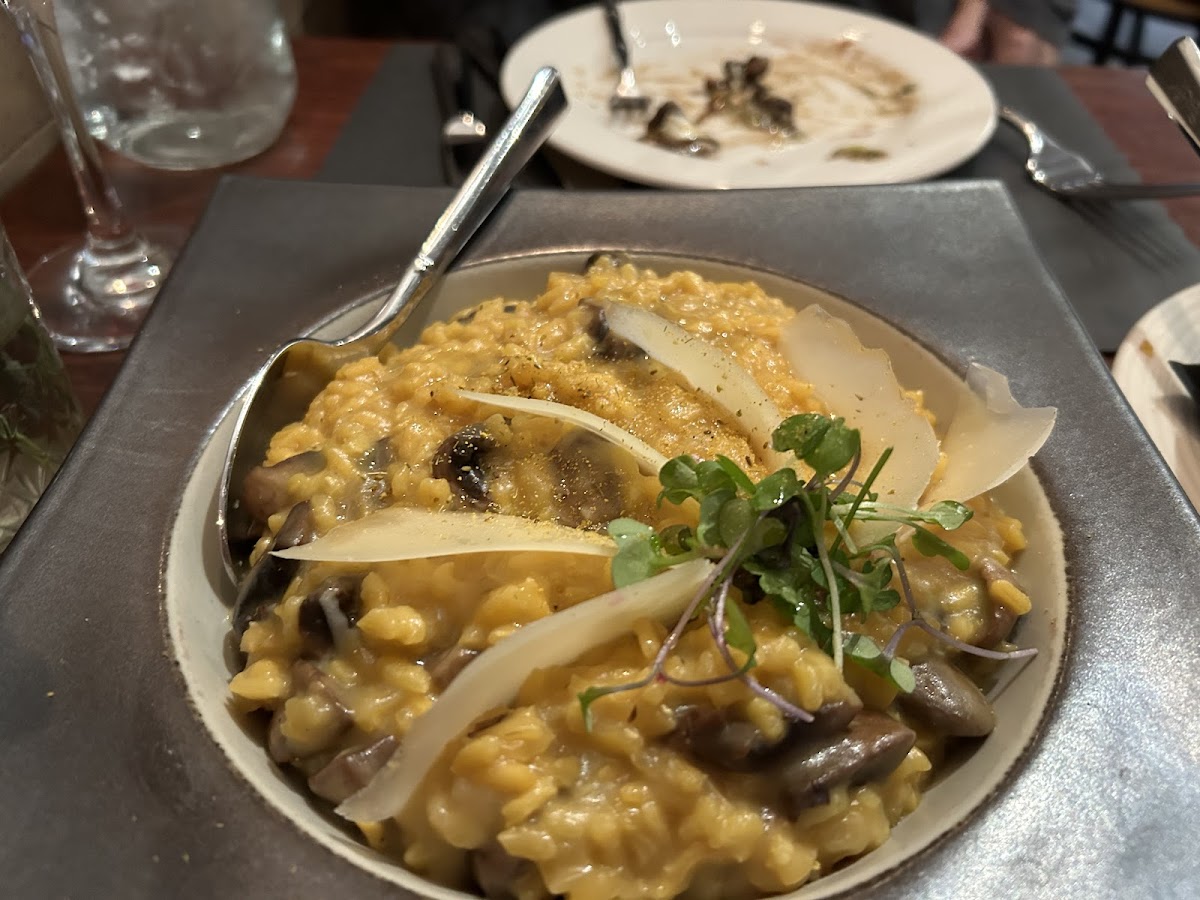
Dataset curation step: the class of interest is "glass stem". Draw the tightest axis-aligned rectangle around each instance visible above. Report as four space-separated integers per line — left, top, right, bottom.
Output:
6 0 137 248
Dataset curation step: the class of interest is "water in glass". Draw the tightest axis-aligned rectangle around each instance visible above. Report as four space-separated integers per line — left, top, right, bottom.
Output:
56 0 297 170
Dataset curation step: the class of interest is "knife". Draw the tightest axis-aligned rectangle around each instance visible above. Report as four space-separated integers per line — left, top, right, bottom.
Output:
453 26 564 188
1147 37 1200 157
431 43 486 186
1170 359 1200 406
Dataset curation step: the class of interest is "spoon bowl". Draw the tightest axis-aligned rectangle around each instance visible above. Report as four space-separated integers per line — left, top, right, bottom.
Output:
217 66 567 586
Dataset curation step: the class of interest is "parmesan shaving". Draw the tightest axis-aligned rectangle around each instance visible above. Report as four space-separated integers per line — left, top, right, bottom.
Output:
922 363 1056 504
453 389 668 474
782 305 939 525
273 508 616 563
601 301 791 470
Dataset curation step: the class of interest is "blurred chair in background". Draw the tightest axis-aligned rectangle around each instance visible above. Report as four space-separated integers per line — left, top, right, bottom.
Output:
1077 0 1200 64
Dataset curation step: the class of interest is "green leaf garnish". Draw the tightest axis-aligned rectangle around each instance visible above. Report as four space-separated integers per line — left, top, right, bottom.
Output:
578 683 641 731
919 500 974 529
771 412 830 459
608 517 655 546
717 496 755 548
723 598 757 664
911 525 971 571
843 633 915 693
584 413 1032 727
714 455 757 495
608 519 660 587
805 421 860 480
658 455 701 504
752 467 801 510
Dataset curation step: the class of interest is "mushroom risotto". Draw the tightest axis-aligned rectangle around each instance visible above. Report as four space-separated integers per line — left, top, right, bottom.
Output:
227 257 1052 900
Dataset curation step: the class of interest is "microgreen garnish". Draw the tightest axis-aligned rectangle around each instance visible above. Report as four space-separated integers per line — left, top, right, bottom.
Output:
578 413 1038 730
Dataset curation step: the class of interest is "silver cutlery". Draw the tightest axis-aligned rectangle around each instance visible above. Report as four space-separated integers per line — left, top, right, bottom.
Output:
432 44 488 185
1147 37 1200 157
442 111 487 146
602 0 650 115
218 67 567 586
1000 106 1200 200
1170 359 1200 406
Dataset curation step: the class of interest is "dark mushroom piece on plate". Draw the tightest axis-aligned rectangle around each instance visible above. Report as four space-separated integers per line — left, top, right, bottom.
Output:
644 101 720 158
232 501 316 636
296 574 363 658
671 697 863 771
308 734 398 804
774 712 917 815
432 423 501 510
898 657 996 738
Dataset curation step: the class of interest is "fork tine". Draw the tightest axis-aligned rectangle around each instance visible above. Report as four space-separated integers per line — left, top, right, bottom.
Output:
603 1 650 116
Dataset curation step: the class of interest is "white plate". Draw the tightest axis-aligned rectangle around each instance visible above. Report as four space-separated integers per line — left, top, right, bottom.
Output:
500 0 997 189
1112 283 1200 511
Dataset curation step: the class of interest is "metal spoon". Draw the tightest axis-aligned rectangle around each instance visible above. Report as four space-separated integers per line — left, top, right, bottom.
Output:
217 66 567 586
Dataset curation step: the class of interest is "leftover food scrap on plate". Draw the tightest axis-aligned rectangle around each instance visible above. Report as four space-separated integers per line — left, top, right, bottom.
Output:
636 42 918 160
227 257 1053 899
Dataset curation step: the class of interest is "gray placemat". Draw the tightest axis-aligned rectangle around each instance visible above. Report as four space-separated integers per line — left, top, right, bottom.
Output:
960 66 1200 352
316 47 1200 352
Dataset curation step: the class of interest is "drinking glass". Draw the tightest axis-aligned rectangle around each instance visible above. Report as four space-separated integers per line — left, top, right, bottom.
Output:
0 219 83 552
2 0 175 352
56 0 297 171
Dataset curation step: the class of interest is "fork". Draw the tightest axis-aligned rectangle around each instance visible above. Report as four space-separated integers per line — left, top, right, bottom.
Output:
602 0 651 116
1000 106 1200 200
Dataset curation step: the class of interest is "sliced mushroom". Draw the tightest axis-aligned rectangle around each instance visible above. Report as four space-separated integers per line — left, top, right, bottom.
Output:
645 101 720 157
704 57 798 139
432 423 499 510
241 450 325 526
292 659 352 709
425 645 481 691
360 437 392 474
267 661 353 764
584 303 646 361
976 558 1022 647
550 430 629 529
307 734 398 804
469 841 536 900
774 711 916 815
232 502 316 637
742 88 796 136
297 575 363 658
897 657 996 738
357 437 393 512
671 697 863 772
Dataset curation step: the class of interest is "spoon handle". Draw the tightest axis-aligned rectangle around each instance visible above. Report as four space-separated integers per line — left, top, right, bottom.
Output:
340 66 567 348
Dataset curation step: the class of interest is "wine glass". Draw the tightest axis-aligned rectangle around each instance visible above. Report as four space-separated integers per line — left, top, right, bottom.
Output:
2 0 176 352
